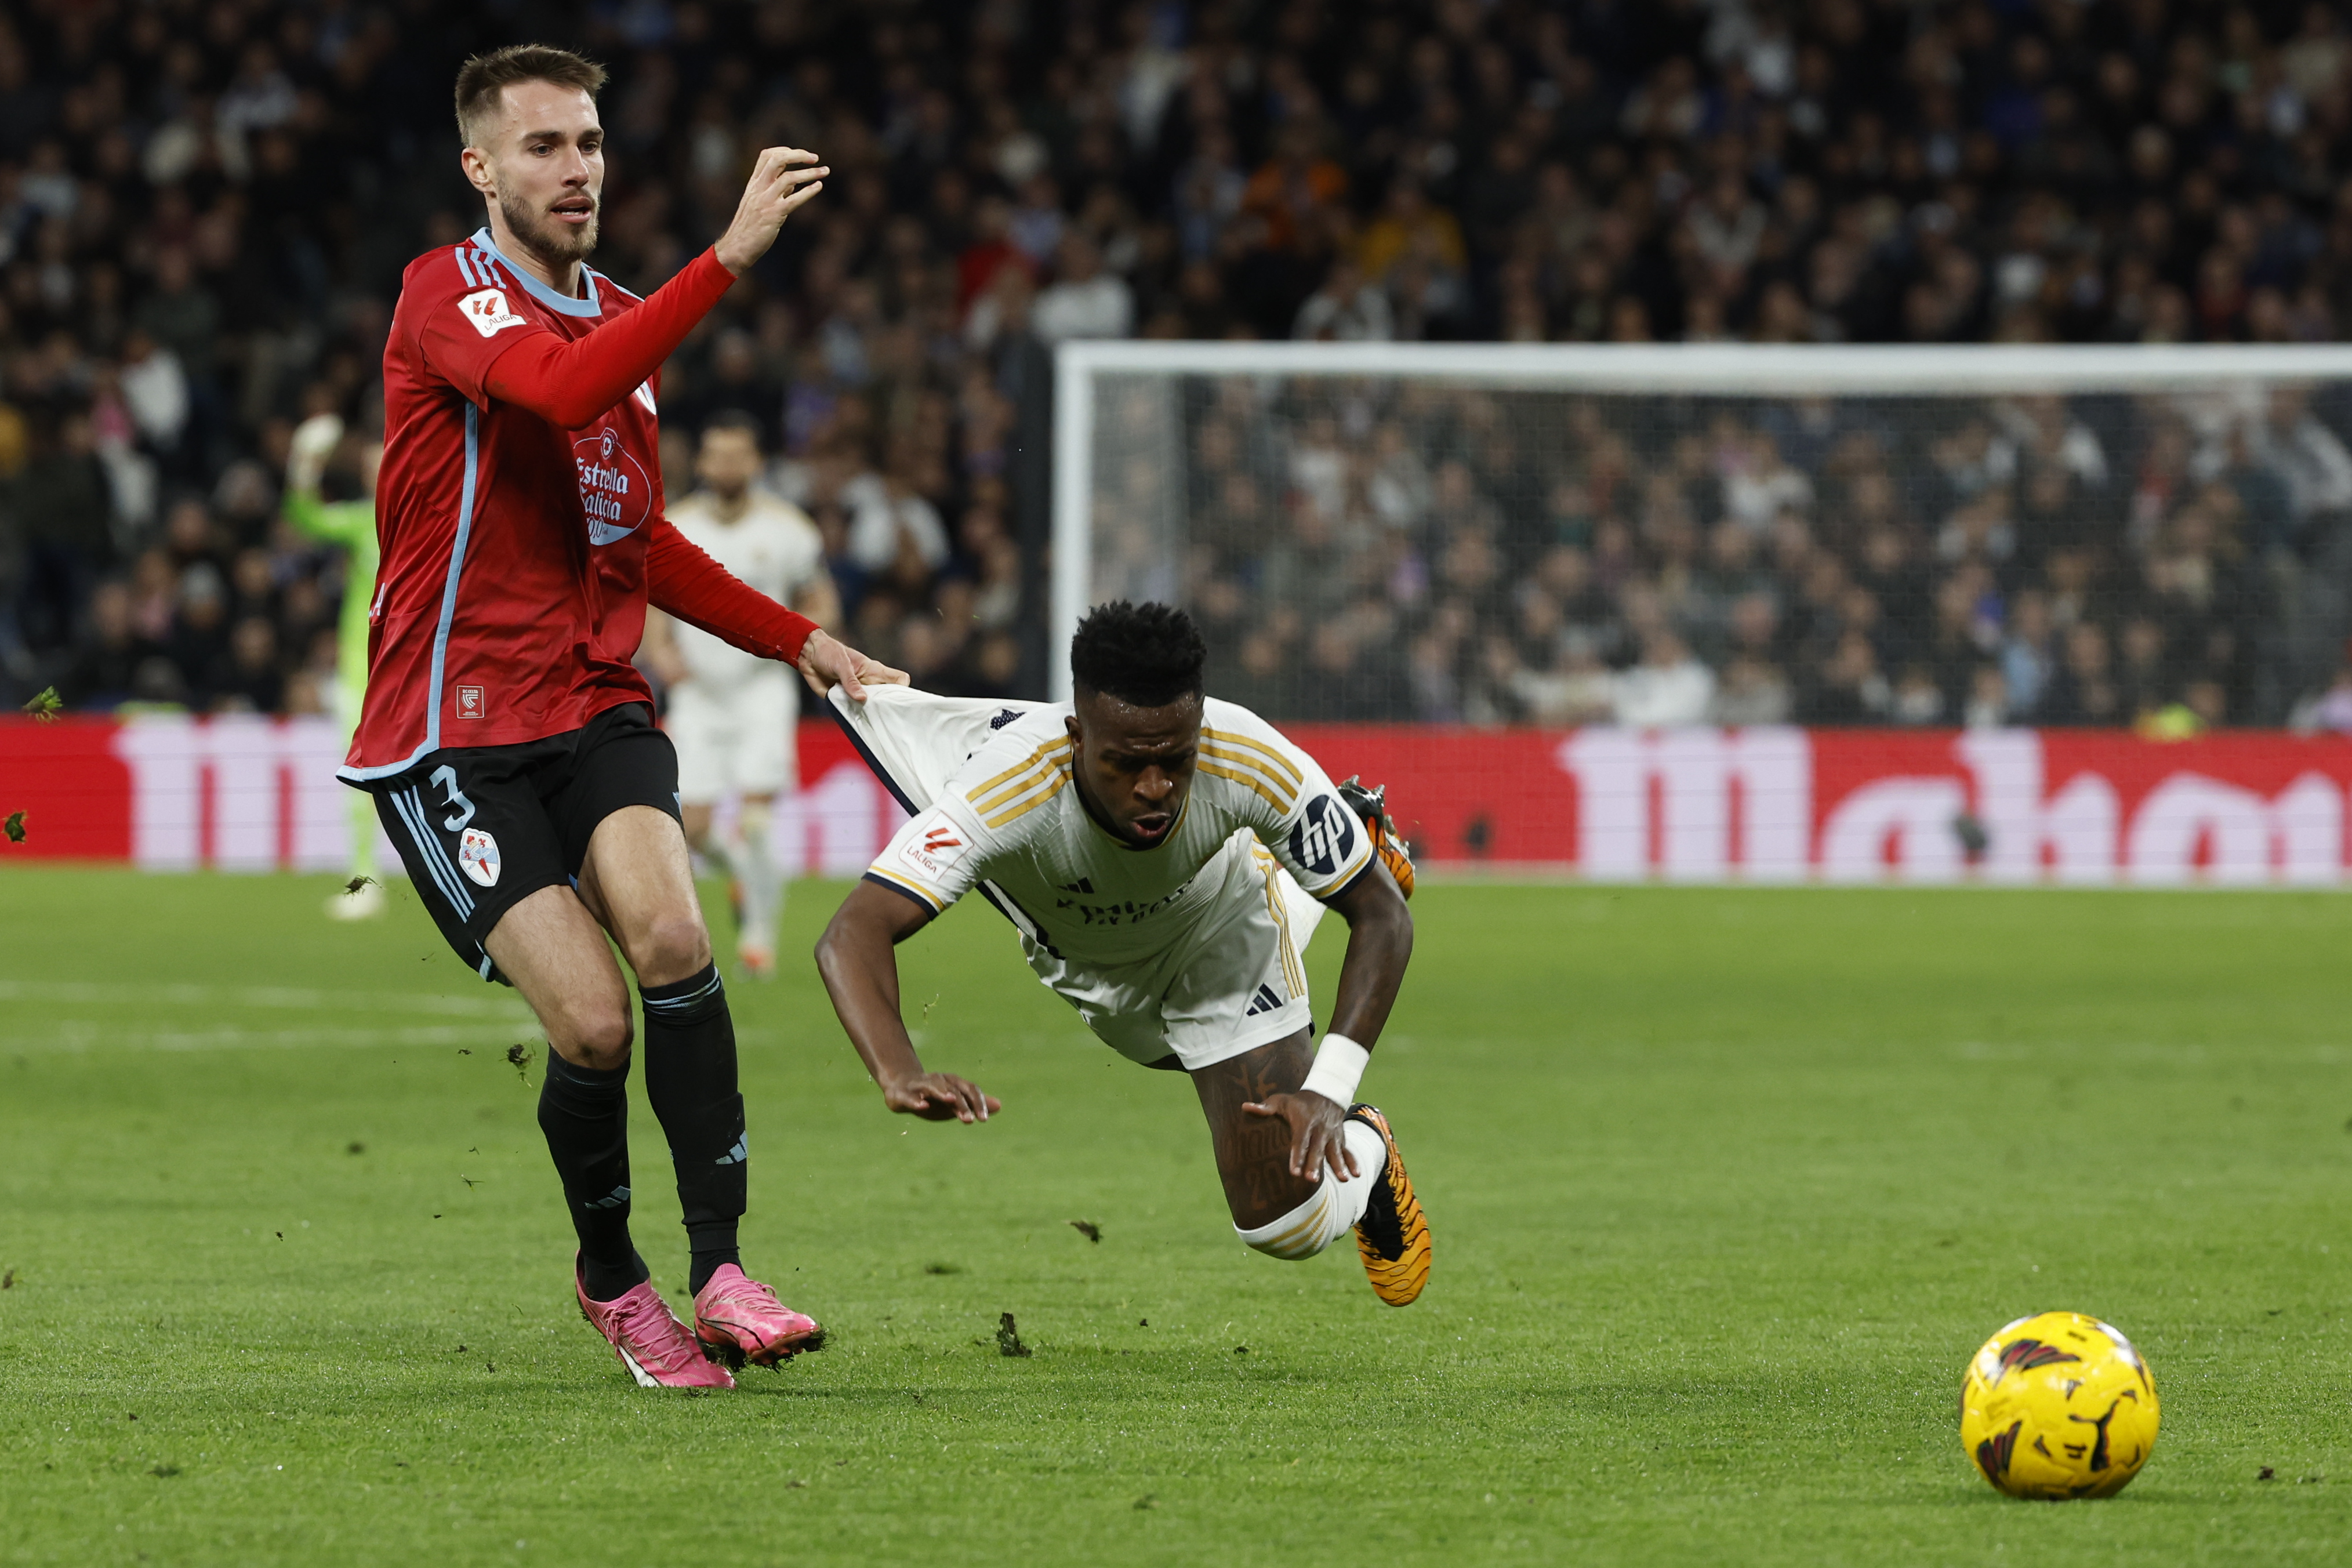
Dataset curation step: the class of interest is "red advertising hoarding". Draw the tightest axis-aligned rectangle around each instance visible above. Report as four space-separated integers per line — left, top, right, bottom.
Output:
6 715 2352 885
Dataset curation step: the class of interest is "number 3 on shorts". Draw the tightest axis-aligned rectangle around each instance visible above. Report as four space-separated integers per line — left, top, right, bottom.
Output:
430 764 477 833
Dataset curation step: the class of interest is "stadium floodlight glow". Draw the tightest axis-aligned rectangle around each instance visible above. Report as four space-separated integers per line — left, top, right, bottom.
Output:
1050 339 2352 700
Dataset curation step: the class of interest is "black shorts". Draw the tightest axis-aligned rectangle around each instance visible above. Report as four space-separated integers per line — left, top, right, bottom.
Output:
353 702 680 983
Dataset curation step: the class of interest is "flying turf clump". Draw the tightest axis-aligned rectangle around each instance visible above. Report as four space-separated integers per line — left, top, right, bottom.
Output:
505 1042 535 1082
994 1312 1032 1357
3 811 25 844
20 687 62 723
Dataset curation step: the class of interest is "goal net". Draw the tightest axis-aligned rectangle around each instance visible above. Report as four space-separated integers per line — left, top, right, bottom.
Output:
1051 342 2352 884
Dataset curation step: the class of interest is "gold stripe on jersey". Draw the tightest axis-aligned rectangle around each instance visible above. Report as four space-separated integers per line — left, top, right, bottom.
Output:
1199 741 1301 811
972 758 1071 815
1201 727 1305 789
971 761 1059 816
971 738 1073 807
865 865 946 912
981 770 1070 829
1253 844 1309 998
1198 759 1293 818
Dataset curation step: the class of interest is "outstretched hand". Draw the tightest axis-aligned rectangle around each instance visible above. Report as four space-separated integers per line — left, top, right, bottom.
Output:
797 629 908 702
882 1071 1000 1124
1242 1090 1360 1183
713 147 829 276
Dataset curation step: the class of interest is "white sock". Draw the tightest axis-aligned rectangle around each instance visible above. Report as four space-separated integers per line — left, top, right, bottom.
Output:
1233 1119 1389 1260
737 801 781 947
695 830 735 885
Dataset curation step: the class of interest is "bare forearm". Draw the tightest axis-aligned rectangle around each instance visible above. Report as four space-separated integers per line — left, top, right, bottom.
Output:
815 918 925 1088
816 884 998 1123
1324 869 1414 1048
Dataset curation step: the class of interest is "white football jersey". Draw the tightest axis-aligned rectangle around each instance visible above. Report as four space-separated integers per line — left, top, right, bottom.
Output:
866 698 1373 971
664 489 827 690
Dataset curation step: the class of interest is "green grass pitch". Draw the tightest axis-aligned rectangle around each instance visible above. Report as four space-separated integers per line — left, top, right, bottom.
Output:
2 865 2350 1565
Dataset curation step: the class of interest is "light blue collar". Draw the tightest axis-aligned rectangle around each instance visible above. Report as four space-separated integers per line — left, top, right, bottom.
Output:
468 227 602 317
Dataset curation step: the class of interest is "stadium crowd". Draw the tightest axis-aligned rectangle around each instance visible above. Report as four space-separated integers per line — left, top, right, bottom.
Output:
3 0 2352 728
1149 379 2352 730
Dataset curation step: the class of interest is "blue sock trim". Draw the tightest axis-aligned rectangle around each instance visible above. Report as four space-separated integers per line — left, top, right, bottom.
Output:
544 1052 628 1092
641 963 724 1021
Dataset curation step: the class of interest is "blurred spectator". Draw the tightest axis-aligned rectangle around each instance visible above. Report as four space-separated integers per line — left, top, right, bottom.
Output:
1032 232 1133 344
1611 631 1715 727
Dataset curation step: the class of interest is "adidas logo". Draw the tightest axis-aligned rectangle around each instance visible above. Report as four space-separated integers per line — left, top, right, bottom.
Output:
1243 983 1284 1017
1057 877 1095 894
585 1185 631 1211
715 1135 748 1167
989 707 1021 730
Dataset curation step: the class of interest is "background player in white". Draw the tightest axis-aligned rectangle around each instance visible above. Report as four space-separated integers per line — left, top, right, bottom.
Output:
642 411 840 977
815 601 1431 1305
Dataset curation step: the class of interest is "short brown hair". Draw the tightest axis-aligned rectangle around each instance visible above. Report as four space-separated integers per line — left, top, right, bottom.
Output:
453 45 607 147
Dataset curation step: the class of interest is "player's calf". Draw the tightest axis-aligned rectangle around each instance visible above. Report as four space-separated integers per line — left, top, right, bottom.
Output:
1232 1116 1391 1260
1195 1033 1393 1264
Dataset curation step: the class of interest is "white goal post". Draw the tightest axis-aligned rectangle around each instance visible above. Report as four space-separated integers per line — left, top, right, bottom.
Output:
1050 340 2352 702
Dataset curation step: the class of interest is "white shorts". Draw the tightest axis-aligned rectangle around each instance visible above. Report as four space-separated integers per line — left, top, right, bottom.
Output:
670 671 796 804
1021 837 1326 1069
830 685 1329 1070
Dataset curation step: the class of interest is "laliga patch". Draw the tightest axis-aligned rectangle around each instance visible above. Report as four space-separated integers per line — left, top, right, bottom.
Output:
458 288 527 338
894 811 971 885
458 826 502 888
1288 793 1356 877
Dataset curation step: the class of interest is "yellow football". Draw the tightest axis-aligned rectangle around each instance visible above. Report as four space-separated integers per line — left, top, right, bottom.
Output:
1959 1311 2159 1500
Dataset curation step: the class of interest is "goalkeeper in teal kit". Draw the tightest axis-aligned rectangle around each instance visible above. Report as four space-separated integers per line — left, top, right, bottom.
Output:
283 412 385 919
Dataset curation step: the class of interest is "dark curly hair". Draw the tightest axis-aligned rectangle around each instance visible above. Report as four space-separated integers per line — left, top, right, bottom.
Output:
1069 601 1206 708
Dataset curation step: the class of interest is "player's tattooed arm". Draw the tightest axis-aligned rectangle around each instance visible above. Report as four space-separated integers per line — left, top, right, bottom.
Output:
814 880 1000 1124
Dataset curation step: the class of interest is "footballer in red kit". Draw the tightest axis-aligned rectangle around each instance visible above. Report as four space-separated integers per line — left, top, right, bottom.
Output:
344 43 906 1389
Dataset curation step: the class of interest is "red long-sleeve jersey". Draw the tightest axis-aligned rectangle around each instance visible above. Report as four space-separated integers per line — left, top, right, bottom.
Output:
343 228 815 781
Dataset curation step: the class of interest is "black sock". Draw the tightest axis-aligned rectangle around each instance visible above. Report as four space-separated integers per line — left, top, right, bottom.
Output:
536 1052 647 1302
640 964 746 1295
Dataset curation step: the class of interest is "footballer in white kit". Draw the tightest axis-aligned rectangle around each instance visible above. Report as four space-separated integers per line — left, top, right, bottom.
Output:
643 413 840 976
816 602 1431 1305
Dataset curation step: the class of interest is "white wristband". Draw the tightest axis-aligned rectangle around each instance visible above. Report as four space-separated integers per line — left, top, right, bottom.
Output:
1298 1032 1370 1110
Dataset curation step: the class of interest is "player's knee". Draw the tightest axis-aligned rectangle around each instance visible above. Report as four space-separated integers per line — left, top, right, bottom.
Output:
551 1004 634 1071
1234 1173 1348 1261
633 912 711 983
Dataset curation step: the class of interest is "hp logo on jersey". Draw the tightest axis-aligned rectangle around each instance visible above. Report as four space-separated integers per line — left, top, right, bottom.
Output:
1288 794 1356 876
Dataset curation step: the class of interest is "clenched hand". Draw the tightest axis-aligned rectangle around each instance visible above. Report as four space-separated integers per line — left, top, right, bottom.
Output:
797 629 908 702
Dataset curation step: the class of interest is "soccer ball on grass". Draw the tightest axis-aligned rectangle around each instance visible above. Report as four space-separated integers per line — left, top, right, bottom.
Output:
1959 1311 2158 1500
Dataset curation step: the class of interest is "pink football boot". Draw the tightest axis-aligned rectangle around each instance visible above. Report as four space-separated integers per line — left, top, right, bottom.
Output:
574 1260 735 1390
692 1264 827 1369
